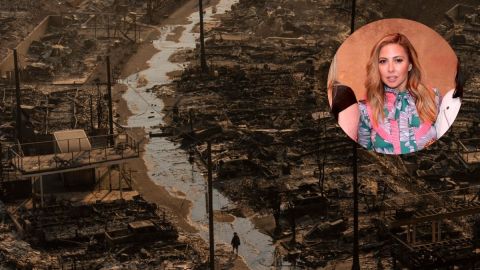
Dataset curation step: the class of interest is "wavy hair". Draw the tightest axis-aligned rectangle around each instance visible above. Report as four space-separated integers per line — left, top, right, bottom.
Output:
365 33 436 126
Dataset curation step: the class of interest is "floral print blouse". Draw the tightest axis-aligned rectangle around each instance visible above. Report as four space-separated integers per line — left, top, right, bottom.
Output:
358 86 440 154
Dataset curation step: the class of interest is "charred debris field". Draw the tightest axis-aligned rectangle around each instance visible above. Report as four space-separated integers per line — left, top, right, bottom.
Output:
0 0 480 269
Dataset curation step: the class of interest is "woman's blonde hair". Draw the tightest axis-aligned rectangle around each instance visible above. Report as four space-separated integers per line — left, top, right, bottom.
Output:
365 33 436 126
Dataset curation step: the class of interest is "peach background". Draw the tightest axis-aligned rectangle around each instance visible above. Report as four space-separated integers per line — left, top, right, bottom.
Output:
333 18 457 100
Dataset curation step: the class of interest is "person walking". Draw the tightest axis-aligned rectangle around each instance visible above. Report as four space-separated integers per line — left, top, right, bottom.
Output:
231 232 240 255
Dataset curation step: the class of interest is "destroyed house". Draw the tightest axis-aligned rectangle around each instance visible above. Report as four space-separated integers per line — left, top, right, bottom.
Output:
105 220 178 247
4 129 139 205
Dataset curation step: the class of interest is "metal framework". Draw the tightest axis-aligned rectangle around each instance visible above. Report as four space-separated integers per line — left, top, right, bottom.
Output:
382 186 480 268
457 138 480 167
391 235 480 269
8 133 139 177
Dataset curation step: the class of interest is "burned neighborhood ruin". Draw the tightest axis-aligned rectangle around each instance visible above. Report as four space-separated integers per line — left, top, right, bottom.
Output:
0 0 479 269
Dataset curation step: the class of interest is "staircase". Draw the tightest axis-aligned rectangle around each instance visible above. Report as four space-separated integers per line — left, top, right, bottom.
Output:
0 157 10 198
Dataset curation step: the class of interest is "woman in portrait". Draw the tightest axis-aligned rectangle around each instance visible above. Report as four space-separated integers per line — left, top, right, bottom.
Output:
357 33 440 154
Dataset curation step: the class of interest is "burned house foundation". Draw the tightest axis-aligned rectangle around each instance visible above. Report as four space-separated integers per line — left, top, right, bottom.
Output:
1 194 205 269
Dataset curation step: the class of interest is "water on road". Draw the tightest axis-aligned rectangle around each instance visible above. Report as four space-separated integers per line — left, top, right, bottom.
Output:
121 1 274 268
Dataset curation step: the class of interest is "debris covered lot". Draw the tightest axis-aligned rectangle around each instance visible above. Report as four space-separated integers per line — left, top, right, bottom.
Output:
1 194 206 269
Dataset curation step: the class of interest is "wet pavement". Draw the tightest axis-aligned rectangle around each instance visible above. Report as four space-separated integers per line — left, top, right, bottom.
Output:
120 1 274 269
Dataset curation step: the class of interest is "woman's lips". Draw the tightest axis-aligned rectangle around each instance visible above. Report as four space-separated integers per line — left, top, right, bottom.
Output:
386 76 398 83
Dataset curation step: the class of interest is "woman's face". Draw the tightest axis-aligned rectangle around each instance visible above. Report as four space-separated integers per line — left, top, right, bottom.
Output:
378 43 410 90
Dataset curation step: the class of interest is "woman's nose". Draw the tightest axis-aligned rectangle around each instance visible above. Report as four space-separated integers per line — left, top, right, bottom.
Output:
388 61 394 72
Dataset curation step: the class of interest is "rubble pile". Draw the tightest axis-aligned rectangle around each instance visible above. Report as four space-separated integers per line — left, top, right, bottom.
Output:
21 13 133 83
25 22 98 82
16 196 174 244
0 14 33 59
0 85 111 141
0 87 37 140
0 195 204 269
1 0 190 84
0 0 55 61
0 233 59 269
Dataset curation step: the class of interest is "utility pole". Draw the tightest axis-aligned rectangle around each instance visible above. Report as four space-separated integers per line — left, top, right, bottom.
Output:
96 80 102 129
13 49 22 143
207 141 215 269
350 0 360 269
106 56 114 142
147 0 152 24
0 143 3 182
198 0 208 73
289 201 296 245
350 0 356 33
352 141 359 270
94 14 97 39
44 94 49 134
134 14 137 43
89 94 94 131
317 119 326 195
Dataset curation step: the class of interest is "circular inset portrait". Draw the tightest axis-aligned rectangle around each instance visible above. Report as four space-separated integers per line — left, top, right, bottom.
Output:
327 18 462 155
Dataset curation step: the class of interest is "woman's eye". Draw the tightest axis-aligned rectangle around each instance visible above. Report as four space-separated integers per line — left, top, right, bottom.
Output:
379 59 386 64
395 59 403 63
